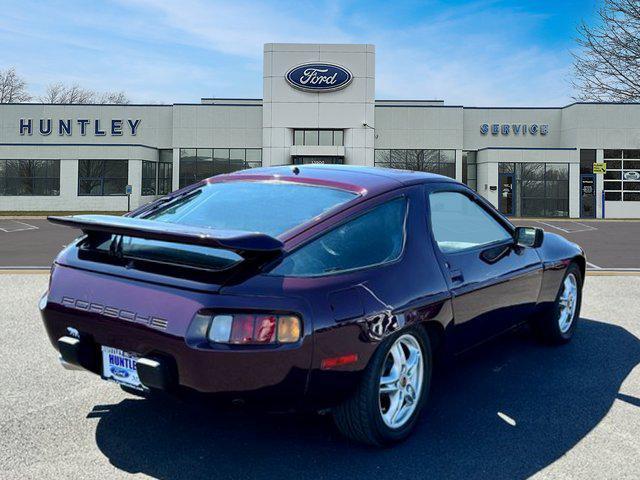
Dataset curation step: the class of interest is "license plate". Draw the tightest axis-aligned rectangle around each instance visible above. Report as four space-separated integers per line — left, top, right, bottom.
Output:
101 346 144 390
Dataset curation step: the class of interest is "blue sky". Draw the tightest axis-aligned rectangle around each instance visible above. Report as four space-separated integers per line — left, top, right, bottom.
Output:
0 0 598 105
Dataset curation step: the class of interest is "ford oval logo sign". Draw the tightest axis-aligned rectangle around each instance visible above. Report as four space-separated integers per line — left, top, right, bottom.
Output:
624 171 640 181
285 63 353 92
110 366 130 379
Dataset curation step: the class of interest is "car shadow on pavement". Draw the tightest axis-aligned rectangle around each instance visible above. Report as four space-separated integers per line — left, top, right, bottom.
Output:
93 318 640 480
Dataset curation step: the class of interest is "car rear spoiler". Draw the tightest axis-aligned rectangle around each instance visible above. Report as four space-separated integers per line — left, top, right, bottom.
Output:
47 214 284 257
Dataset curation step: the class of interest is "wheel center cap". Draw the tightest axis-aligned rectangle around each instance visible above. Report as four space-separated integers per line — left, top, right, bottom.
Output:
400 376 408 387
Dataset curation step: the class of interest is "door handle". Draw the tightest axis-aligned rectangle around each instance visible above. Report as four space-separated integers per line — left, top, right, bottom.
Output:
449 268 464 283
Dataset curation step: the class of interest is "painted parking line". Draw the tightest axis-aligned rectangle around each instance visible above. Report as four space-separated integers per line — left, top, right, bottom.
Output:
0 220 39 233
586 261 602 270
535 220 598 234
568 221 598 233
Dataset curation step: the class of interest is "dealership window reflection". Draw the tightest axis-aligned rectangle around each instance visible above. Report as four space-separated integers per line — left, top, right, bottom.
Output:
78 160 128 196
0 159 60 196
293 129 344 146
374 149 456 178
158 150 173 195
179 148 262 188
498 162 569 217
141 161 157 196
462 151 477 190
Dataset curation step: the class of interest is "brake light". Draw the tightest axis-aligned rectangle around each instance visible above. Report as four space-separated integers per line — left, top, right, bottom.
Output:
208 314 301 345
229 314 255 344
254 315 277 343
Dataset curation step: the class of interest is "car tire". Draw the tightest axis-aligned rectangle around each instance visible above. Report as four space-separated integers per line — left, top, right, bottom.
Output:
333 325 432 446
532 262 583 344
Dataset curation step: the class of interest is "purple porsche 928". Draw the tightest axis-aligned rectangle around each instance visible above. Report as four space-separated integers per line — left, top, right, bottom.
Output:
41 165 585 446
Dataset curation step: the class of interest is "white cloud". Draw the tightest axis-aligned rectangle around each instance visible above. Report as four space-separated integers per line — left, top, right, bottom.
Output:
0 0 577 104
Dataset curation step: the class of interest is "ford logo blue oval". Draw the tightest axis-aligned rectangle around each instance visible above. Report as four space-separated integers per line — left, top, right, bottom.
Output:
285 63 353 92
110 366 130 379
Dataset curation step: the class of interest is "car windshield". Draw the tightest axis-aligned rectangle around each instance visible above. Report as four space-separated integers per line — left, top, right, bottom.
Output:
91 181 358 272
144 181 358 237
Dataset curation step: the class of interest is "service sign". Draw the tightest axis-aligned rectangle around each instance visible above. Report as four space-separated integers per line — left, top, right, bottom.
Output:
285 63 353 92
480 123 549 136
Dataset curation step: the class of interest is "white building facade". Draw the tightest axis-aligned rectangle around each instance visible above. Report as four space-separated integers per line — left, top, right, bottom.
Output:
1 43 639 218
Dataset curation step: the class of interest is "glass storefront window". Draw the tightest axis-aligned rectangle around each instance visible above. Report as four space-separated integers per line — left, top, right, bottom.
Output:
157 149 173 195
78 160 128 196
462 151 477 191
178 148 262 188
580 149 596 174
318 131 333 146
499 162 570 217
373 149 456 178
293 129 344 146
0 159 60 196
304 130 319 146
141 161 157 196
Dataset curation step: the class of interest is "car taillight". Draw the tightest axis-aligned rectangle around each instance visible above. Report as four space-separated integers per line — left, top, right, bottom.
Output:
207 314 301 345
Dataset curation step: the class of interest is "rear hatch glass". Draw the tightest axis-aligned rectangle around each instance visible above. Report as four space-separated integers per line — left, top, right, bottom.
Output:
144 181 357 236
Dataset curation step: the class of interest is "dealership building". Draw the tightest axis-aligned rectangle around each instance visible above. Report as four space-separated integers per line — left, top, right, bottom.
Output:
1 43 640 218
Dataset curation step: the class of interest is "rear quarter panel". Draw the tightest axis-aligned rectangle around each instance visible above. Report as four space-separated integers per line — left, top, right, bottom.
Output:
224 184 453 407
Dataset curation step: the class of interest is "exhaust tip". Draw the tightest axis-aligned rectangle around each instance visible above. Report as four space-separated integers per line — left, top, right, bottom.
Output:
58 356 85 371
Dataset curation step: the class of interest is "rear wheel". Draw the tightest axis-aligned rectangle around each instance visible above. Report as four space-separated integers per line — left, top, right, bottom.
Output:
532 263 582 344
333 326 431 446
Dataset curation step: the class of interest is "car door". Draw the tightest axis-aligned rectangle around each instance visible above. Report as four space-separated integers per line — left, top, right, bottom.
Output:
426 183 543 352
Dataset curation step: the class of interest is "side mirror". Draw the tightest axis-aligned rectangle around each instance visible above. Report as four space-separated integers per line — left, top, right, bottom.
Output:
514 226 544 248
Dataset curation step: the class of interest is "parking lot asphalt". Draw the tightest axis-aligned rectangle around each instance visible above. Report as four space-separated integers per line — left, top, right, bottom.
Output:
1 217 639 272
512 219 640 271
1 274 639 479
0 219 77 268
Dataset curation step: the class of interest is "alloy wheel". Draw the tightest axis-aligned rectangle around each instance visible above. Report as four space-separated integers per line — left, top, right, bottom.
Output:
558 273 578 333
378 334 424 429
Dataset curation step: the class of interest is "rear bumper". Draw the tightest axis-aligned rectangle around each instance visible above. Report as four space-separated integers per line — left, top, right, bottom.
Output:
57 335 176 389
41 296 312 405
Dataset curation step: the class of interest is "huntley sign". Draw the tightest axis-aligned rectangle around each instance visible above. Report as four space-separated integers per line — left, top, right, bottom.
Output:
19 118 142 136
285 63 353 92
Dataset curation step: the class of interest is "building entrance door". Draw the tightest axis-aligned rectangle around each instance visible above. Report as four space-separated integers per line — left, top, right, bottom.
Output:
580 174 596 218
498 173 515 216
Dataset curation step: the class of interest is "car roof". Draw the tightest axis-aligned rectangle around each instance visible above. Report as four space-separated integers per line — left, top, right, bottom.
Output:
213 164 457 196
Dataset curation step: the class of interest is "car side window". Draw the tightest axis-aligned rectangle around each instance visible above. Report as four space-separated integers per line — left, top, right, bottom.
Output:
429 191 512 254
270 198 407 277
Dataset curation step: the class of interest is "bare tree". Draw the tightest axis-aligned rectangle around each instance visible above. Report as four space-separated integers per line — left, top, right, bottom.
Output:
96 90 130 104
0 67 32 102
573 0 640 101
40 82 95 104
40 82 131 104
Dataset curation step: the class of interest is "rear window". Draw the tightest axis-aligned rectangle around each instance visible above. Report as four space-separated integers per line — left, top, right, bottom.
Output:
89 181 357 272
270 198 407 277
144 181 357 237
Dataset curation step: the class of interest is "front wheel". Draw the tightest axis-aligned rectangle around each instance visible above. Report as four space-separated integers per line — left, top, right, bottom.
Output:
333 326 432 446
532 263 583 344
